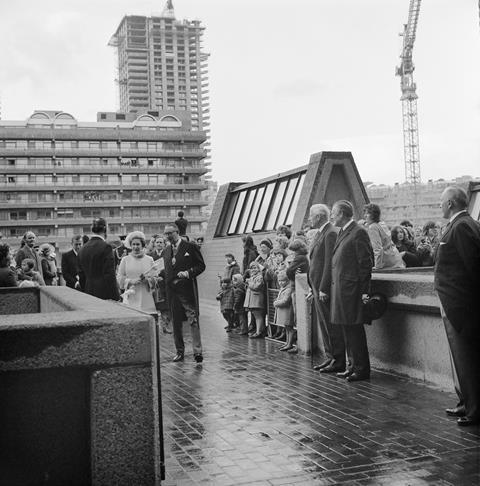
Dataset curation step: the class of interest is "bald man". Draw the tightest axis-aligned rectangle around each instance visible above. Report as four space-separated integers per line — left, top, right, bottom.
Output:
434 186 480 426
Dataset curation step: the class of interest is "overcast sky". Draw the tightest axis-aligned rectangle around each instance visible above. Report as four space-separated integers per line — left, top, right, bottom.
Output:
0 0 479 187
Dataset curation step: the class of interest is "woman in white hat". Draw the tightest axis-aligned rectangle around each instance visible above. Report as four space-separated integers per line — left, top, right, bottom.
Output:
117 231 157 313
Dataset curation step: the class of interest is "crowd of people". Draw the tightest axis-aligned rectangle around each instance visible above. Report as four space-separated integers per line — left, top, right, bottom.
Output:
1 190 478 426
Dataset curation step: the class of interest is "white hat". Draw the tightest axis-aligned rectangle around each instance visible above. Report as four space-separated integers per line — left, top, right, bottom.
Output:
124 231 147 249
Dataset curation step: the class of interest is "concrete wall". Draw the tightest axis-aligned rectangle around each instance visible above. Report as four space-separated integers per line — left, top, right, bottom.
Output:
294 270 451 389
0 286 162 485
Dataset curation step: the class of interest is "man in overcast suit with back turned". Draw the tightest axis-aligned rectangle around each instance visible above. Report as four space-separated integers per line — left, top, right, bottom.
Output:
308 203 346 373
434 186 480 426
78 218 120 301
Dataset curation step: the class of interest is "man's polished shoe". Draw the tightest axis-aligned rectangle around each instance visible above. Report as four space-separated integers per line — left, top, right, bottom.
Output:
446 406 466 417
346 372 370 382
194 354 203 363
457 417 480 427
319 364 345 373
172 353 184 362
336 370 353 378
313 359 332 371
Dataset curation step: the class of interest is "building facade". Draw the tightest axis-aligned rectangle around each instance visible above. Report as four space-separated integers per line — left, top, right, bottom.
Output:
366 176 477 228
0 110 208 249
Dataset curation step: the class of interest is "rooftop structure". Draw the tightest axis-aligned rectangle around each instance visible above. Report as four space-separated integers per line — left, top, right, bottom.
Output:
0 110 208 248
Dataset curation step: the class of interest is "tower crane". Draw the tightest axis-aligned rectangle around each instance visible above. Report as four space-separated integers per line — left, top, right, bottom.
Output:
396 0 422 187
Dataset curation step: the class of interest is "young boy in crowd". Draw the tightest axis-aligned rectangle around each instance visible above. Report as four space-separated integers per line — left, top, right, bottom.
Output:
216 277 235 332
273 271 294 351
232 273 248 335
17 258 45 286
223 253 241 281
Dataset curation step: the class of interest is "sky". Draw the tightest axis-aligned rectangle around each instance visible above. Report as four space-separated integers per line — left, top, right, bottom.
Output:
0 0 479 187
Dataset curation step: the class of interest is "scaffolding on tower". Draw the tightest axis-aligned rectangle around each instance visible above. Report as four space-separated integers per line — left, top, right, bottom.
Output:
396 0 422 213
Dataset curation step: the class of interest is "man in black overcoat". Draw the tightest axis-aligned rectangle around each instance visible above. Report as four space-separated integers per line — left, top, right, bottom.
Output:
61 235 83 290
78 218 120 301
308 204 346 372
162 223 205 363
434 186 480 426
330 200 374 382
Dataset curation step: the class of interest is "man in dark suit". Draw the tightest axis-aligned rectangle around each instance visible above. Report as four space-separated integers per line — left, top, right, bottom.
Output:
78 218 120 301
163 222 205 363
434 186 480 426
61 235 83 290
308 204 345 372
330 200 374 382
175 211 188 237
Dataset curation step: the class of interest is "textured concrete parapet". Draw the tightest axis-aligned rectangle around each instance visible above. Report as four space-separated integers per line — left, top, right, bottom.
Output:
298 269 450 388
0 286 162 485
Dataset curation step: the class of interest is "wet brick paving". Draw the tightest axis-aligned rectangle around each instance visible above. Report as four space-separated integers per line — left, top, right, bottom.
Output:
159 300 480 485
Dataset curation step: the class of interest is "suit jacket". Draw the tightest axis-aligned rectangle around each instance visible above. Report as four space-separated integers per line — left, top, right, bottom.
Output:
162 239 205 312
78 236 120 300
434 212 480 337
330 221 374 325
61 249 81 289
308 222 337 294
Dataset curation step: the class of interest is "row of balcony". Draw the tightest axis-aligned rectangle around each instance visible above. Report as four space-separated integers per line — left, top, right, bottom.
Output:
0 148 205 157
2 215 207 227
0 166 210 175
0 183 207 191
0 199 208 208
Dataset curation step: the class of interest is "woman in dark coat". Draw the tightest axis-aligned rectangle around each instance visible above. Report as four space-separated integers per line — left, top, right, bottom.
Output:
391 225 420 267
241 235 258 276
0 243 18 287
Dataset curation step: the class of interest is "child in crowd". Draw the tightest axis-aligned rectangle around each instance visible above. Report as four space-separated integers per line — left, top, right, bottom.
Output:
223 253 240 281
216 277 235 332
232 273 248 335
244 261 266 338
285 239 309 352
273 271 295 352
17 258 45 286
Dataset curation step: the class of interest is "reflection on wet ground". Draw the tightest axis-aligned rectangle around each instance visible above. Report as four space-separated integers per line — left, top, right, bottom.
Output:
159 301 479 485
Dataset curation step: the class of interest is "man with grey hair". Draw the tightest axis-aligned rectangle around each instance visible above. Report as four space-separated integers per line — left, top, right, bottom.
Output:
308 203 345 372
434 186 480 426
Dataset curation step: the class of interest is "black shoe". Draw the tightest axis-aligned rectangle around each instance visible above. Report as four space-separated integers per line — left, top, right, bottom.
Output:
446 406 466 417
172 353 184 362
346 372 370 382
194 354 203 363
162 326 173 334
336 370 353 378
457 417 480 427
313 359 332 371
287 347 298 354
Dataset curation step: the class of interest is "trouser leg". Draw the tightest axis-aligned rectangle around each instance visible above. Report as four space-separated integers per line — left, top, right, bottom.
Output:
440 304 464 407
342 325 370 377
176 293 203 357
443 314 480 420
171 298 185 355
312 289 333 361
